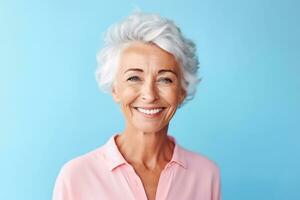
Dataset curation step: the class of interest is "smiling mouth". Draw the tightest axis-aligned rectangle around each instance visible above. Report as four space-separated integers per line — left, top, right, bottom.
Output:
134 107 165 115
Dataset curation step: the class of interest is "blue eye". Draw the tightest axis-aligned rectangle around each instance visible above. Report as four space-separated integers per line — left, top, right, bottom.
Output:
159 78 173 84
127 76 141 82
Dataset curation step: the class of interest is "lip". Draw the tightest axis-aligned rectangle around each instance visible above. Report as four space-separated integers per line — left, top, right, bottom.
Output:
134 107 165 110
133 106 166 109
133 107 166 118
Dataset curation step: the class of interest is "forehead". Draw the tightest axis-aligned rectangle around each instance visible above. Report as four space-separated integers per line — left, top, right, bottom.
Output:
118 42 179 72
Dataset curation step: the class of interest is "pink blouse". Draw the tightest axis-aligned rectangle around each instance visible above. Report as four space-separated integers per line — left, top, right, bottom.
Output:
53 134 221 200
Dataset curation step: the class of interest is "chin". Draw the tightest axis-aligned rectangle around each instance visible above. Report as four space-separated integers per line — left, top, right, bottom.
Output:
134 123 168 134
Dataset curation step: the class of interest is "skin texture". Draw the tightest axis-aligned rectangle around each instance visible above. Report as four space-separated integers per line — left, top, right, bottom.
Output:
112 42 186 200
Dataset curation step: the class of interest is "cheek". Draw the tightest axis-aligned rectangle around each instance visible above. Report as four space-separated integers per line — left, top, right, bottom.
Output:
159 87 181 105
119 86 140 104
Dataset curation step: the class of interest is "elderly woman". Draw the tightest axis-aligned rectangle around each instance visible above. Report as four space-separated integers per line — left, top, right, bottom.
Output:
53 12 221 200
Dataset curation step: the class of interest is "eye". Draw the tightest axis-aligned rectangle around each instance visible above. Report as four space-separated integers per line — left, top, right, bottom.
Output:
127 76 141 82
158 77 173 84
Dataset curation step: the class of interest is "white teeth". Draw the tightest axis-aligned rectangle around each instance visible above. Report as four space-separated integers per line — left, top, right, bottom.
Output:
137 108 163 115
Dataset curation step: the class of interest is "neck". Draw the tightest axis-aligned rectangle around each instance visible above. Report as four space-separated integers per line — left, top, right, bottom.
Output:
115 126 174 170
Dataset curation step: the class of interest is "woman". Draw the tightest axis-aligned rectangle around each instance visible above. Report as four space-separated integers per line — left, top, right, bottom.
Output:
53 12 221 200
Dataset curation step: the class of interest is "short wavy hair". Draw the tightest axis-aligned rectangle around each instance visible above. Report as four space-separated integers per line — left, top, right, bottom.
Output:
96 12 200 104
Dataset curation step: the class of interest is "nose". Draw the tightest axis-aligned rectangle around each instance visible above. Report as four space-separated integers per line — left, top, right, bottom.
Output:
140 78 158 102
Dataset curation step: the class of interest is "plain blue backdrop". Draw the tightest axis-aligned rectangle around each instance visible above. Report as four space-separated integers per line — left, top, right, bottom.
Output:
1 0 299 199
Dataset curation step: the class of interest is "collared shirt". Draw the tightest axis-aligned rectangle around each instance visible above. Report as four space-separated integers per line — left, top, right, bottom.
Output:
53 134 221 200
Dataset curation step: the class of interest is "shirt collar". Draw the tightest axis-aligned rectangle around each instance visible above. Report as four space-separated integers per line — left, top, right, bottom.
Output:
103 134 188 171
103 134 128 171
168 135 188 169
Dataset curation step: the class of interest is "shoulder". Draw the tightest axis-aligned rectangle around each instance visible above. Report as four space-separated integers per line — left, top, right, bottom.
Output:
168 145 221 199
58 145 106 179
180 146 220 176
52 144 114 199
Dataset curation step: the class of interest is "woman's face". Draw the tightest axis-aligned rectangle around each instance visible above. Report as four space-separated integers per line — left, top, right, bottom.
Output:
112 42 186 133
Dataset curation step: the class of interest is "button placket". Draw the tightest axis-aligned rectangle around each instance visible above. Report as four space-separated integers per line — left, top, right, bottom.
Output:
155 163 174 200
128 165 148 200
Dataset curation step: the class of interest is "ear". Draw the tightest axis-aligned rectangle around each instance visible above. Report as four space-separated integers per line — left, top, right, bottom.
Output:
112 84 121 103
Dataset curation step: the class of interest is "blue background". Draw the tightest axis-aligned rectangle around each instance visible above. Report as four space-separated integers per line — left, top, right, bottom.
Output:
1 0 299 199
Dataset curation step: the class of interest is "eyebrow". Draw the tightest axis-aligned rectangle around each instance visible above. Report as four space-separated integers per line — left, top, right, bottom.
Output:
158 69 177 76
124 68 177 76
124 68 143 74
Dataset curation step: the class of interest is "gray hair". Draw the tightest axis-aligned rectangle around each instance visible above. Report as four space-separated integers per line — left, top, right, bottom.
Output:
95 12 200 104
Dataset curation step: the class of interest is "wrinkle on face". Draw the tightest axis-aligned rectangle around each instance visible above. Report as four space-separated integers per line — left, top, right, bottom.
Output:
112 42 186 134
